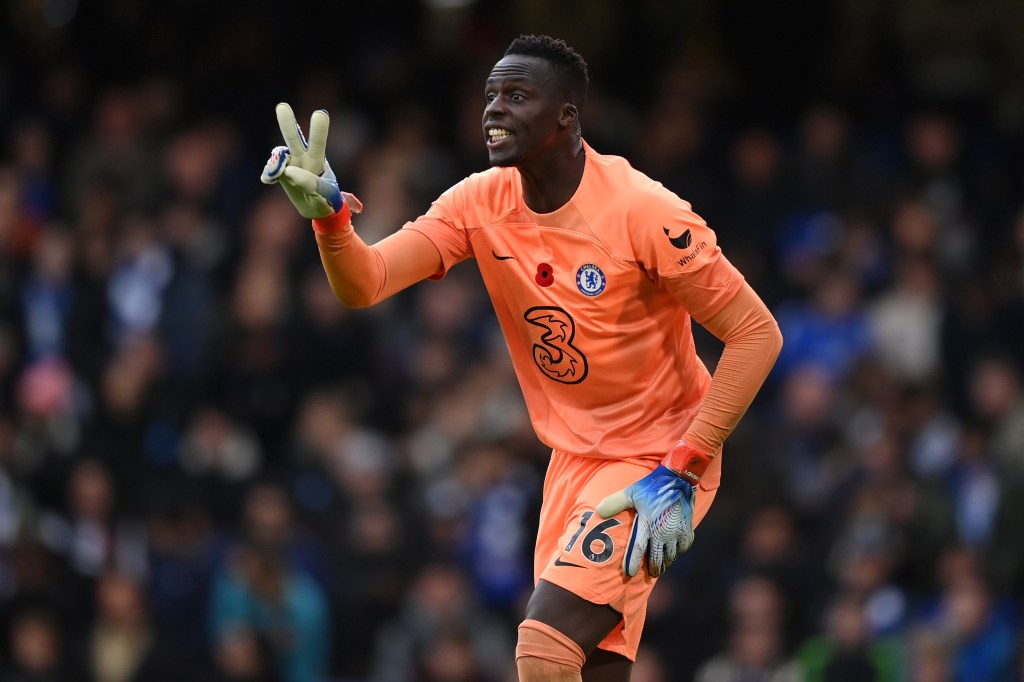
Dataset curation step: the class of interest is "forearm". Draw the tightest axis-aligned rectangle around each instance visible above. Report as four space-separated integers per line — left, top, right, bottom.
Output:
312 212 443 308
598 283 778 574
313 213 388 307
682 282 783 455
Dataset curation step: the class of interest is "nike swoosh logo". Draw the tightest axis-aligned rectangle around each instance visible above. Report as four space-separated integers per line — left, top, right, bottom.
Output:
553 557 585 568
492 249 517 261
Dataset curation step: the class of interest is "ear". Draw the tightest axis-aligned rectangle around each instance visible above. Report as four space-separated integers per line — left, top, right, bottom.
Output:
559 103 579 130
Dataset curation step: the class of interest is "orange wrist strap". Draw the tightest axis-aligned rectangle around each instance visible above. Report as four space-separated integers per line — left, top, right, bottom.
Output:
662 440 713 482
311 206 351 234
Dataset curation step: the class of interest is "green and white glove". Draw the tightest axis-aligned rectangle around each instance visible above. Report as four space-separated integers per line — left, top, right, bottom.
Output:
261 103 360 221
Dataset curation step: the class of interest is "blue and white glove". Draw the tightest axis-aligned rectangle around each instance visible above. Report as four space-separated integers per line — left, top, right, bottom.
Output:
595 441 712 578
261 103 359 221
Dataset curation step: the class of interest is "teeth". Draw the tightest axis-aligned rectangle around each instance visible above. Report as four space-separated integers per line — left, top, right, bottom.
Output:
488 128 511 141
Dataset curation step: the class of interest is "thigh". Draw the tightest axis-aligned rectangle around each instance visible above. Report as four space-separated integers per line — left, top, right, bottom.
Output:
524 580 622 655
533 452 660 661
582 648 633 682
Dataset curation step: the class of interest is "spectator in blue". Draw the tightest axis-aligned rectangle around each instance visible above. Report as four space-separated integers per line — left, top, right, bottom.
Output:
210 538 330 682
773 269 874 384
916 571 1018 682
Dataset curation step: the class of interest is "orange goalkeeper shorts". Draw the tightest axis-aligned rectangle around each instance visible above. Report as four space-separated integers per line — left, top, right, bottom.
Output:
534 448 721 661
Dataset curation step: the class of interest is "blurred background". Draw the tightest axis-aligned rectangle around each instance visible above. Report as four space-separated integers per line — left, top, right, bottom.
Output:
2 0 1024 680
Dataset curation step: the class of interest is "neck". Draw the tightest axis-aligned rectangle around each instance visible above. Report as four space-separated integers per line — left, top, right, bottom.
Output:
519 138 585 214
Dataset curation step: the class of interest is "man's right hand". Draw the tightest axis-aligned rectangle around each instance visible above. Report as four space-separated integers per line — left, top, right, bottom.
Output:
261 103 356 220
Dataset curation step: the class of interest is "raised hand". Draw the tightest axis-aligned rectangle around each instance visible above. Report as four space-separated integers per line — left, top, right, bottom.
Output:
261 103 353 220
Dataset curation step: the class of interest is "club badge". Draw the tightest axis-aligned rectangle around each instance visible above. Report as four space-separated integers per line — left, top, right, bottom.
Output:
575 263 606 297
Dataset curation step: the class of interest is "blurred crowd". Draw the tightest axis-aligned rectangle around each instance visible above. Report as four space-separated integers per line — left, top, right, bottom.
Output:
3 1 1024 681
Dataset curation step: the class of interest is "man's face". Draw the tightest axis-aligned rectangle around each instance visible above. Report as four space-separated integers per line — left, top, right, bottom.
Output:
482 55 566 167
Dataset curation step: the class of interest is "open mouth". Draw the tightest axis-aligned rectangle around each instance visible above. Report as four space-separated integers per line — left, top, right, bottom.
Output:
486 127 512 146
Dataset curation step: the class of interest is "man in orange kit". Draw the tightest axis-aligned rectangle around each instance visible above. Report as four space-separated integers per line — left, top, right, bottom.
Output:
262 34 782 682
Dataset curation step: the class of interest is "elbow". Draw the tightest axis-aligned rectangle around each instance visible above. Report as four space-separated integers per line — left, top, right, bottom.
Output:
332 286 375 309
742 313 783 366
338 296 373 310
768 318 784 364
338 297 369 310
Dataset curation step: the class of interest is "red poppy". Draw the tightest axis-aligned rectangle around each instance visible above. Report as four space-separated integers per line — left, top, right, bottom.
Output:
535 263 553 287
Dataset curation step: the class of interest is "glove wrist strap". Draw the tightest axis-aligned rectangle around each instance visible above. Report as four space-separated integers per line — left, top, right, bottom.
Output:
662 440 713 484
311 202 352 235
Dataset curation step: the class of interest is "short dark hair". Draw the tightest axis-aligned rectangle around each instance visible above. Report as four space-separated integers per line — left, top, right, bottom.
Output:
504 34 589 109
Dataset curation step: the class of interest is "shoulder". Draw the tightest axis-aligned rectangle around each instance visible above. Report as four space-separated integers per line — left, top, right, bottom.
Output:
448 166 517 200
436 166 520 220
584 144 683 213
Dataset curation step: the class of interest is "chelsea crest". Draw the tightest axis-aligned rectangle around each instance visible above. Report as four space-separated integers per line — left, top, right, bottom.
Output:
576 263 606 297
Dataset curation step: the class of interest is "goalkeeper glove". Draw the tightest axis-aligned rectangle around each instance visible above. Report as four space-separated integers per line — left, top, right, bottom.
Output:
261 103 361 221
595 440 712 578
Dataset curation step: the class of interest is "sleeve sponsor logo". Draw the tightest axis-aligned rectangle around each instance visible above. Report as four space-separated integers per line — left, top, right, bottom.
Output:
676 240 708 267
664 227 692 249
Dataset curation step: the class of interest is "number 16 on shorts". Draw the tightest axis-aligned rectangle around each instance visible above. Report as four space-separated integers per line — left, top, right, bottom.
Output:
564 511 622 564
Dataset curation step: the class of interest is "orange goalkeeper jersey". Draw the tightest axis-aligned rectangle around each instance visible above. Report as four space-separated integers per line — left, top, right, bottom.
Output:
403 141 745 461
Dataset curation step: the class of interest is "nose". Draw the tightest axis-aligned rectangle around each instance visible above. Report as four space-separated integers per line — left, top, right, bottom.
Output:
484 95 505 117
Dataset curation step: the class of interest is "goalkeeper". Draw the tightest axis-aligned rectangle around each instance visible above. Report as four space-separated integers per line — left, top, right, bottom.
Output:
263 34 782 682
